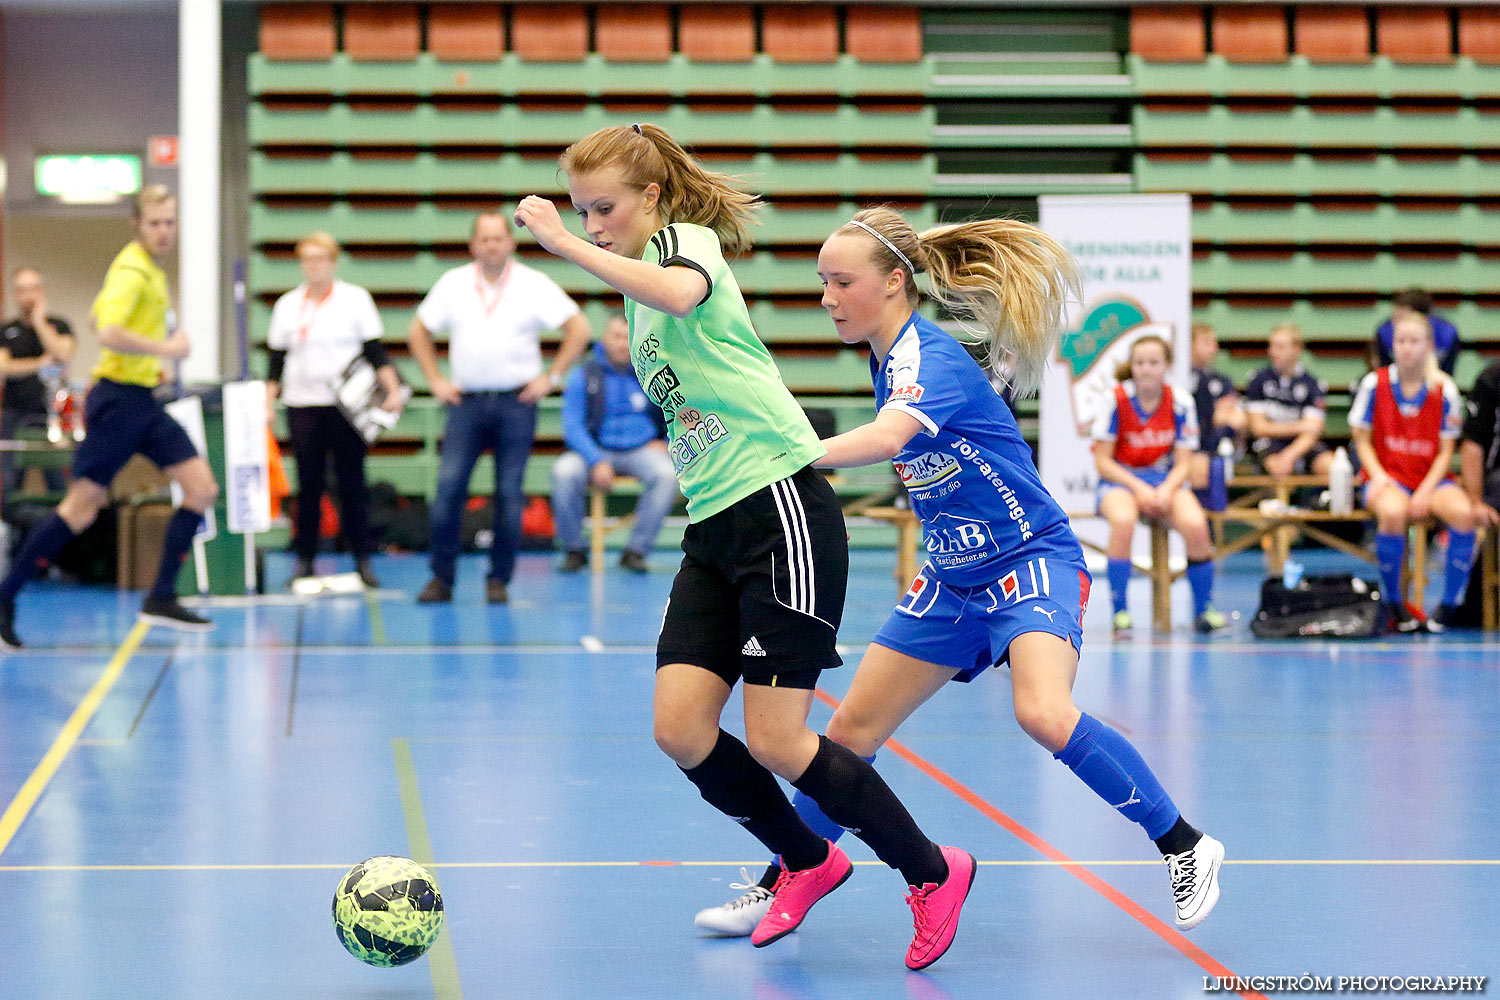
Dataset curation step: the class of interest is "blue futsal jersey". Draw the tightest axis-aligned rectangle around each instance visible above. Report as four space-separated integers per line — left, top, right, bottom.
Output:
876 314 1084 588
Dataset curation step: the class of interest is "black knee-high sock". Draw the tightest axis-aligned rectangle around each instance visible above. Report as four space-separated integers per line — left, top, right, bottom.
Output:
149 508 203 601
680 730 829 872
791 736 947 887
0 513 75 603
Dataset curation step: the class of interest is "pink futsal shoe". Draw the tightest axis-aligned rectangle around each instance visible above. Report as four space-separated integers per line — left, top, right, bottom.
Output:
750 841 853 948
904 846 976 970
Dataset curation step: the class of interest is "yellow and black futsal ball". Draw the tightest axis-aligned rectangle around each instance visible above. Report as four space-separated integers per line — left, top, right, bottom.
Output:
332 855 444 967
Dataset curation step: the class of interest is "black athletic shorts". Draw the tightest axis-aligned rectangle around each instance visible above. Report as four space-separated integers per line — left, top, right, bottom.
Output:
657 465 848 690
72 378 199 487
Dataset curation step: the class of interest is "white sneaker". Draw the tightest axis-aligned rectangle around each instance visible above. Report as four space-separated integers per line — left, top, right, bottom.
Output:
694 868 774 936
1165 833 1224 930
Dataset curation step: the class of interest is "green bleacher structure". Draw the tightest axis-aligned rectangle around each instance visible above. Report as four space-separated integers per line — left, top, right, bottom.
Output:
247 3 1500 526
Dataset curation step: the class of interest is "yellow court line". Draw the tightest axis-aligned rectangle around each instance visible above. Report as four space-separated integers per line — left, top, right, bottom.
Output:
0 620 149 859
3 858 1497 873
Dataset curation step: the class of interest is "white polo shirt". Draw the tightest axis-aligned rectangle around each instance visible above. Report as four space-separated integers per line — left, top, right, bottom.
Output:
415 260 579 392
267 280 384 407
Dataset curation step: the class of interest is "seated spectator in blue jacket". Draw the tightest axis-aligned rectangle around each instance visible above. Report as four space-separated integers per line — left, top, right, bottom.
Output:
551 314 677 573
1374 287 1460 375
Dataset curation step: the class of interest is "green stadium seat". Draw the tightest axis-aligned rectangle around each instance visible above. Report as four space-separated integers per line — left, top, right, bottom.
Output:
1135 105 1500 150
251 150 935 198
249 102 935 150
1130 54 1500 98
1136 151 1500 197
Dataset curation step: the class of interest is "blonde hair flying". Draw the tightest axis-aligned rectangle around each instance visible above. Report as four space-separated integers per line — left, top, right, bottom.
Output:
560 123 760 255
837 207 1081 398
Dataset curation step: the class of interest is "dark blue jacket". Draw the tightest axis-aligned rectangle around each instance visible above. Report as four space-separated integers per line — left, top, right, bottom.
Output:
561 342 667 467
1375 314 1460 374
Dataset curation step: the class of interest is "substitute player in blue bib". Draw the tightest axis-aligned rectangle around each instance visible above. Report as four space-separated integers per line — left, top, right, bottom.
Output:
698 207 1225 940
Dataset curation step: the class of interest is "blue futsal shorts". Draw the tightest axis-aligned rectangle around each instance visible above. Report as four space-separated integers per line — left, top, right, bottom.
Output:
72 378 199 487
871 556 1090 683
1095 464 1173 514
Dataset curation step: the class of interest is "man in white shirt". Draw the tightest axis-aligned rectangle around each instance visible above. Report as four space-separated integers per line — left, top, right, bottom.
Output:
409 210 590 603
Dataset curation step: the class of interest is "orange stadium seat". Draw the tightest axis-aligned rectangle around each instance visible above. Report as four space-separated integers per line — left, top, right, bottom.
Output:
678 5 755 61
258 3 336 61
1130 6 1207 62
512 4 589 62
1212 6 1289 63
596 4 672 62
1458 7 1500 64
343 3 421 62
1376 7 1453 63
427 4 504 61
1294 6 1372 63
845 6 923 63
762 6 839 63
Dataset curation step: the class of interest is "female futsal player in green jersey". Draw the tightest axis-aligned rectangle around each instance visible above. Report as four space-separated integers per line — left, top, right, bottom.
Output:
515 124 974 969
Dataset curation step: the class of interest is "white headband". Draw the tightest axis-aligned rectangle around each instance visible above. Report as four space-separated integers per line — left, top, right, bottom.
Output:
847 219 915 276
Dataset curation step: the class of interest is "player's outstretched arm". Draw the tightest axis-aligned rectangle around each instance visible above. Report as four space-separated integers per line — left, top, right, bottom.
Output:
815 409 924 470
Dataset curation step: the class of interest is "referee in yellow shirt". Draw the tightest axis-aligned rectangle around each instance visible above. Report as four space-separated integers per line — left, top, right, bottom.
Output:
0 185 220 649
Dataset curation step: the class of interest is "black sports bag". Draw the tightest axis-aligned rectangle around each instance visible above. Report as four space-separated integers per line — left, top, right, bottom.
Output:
1250 574 1384 639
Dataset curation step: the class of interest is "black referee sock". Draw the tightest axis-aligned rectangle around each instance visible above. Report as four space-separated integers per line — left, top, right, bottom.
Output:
792 736 948 888
150 508 205 601
0 513 75 603
680 730 829 873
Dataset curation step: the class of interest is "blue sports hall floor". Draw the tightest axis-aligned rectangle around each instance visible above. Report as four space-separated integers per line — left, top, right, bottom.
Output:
0 546 1494 1000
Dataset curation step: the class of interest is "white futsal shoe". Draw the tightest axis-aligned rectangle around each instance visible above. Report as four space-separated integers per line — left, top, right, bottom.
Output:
694 868 774 936
1165 833 1224 930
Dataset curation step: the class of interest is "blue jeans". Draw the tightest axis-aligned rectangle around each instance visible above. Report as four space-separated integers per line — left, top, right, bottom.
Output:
429 391 536 585
550 444 678 556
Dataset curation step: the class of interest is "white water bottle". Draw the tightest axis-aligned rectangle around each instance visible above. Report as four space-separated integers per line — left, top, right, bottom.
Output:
1218 436 1235 484
1329 446 1353 515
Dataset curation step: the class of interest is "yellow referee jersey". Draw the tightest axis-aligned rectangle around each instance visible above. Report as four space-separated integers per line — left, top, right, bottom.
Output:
91 241 169 387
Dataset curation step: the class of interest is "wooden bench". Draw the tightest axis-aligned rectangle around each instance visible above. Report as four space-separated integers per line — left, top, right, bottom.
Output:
587 476 638 574
869 474 1485 632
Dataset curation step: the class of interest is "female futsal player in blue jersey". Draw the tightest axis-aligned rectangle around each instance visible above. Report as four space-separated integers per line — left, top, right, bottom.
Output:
697 206 1224 940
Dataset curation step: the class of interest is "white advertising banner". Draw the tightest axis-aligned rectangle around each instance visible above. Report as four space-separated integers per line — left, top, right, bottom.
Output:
222 380 273 535
164 394 217 543
1037 193 1192 558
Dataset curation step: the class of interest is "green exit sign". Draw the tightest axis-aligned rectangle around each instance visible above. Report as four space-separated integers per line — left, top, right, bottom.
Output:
35 153 142 203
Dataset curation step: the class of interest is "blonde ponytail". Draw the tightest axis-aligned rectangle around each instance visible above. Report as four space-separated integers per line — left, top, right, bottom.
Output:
837 207 1080 398
560 124 761 255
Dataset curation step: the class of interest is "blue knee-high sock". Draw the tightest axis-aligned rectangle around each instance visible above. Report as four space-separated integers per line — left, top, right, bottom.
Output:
0 513 75 603
1186 558 1214 617
771 754 874 868
1107 559 1131 614
1054 713 1178 840
1442 530 1477 607
149 508 204 601
1375 532 1406 606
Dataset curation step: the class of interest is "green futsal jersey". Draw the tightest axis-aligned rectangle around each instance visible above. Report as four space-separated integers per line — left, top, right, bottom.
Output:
625 223 825 520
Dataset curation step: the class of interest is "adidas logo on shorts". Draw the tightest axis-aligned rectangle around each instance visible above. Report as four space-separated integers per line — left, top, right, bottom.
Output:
741 636 767 657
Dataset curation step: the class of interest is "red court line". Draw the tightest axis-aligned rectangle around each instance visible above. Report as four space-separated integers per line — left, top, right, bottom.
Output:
813 688 1266 1000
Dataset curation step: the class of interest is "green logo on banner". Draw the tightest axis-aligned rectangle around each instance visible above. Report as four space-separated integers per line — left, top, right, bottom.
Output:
1057 300 1148 380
